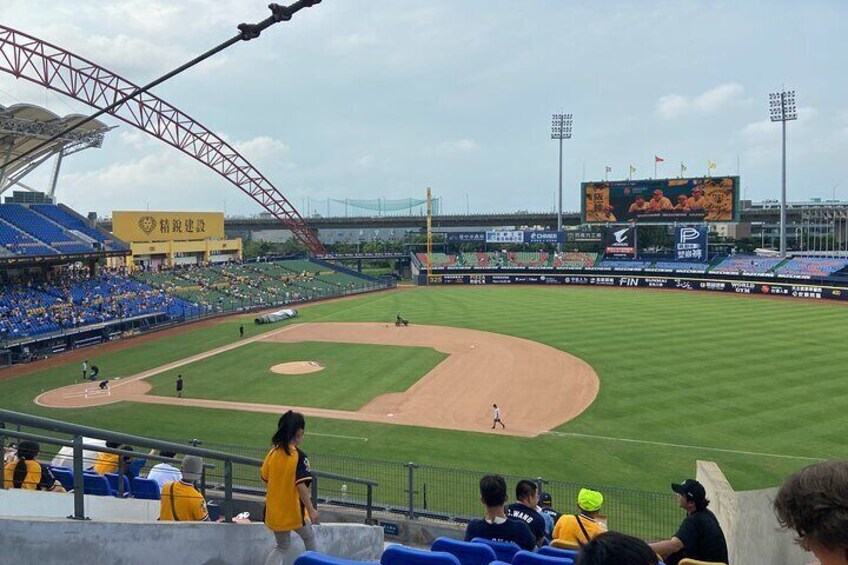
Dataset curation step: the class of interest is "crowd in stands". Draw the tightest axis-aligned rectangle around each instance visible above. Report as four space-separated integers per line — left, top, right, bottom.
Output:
5 413 848 565
0 259 383 345
0 268 198 341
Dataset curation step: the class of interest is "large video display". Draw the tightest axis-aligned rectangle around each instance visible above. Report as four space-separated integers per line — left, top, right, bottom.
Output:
582 177 739 224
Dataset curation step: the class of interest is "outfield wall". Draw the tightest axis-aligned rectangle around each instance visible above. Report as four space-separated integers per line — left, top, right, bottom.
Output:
419 271 848 301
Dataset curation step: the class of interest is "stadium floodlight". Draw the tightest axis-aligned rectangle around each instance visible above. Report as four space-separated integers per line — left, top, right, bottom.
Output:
769 89 798 257
551 113 573 252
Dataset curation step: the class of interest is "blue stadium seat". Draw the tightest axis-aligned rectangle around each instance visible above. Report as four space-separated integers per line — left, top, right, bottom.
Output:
469 538 522 562
131 477 161 500
381 545 460 565
49 466 75 491
104 473 131 497
537 547 579 561
431 537 496 565
295 551 377 565
513 550 574 565
83 472 114 496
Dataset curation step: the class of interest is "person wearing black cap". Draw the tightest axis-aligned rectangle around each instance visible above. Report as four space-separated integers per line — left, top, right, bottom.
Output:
649 479 728 565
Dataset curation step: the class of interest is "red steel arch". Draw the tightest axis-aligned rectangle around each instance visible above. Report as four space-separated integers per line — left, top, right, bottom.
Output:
0 25 326 254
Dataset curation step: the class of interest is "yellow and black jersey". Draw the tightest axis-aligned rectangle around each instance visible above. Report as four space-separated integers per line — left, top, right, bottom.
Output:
261 445 312 531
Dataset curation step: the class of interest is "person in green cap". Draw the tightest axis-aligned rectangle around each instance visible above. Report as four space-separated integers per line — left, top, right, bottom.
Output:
552 488 607 547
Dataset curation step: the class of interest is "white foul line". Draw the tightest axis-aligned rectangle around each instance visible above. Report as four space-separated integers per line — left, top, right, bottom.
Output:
545 431 824 462
309 432 368 442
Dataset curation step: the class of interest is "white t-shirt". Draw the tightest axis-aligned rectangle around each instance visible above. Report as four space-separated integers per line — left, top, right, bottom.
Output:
494 407 501 420
146 463 182 489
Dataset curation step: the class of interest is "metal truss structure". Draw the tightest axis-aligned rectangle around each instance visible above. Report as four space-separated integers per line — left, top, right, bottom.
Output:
0 25 326 254
0 106 109 197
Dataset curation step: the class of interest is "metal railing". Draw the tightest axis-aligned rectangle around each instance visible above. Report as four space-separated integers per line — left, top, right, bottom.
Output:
196 442 679 541
0 410 378 523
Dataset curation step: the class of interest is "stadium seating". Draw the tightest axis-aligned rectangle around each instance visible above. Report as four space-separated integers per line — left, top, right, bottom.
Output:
381 545 460 565
711 255 782 274
131 477 161 500
774 257 848 277
104 473 132 496
31 204 127 250
553 252 596 269
431 537 497 565
651 261 710 272
0 204 93 254
469 538 522 562
49 466 75 491
513 550 574 565
295 551 376 565
417 253 458 268
537 547 579 560
83 472 114 496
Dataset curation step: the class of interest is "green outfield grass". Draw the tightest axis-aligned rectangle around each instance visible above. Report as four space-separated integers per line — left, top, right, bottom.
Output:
145 341 446 409
2 286 847 496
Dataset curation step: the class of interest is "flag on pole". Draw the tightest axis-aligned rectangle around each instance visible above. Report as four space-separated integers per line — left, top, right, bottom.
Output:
629 165 636 173
680 162 687 178
655 155 665 163
605 166 612 173
708 161 716 169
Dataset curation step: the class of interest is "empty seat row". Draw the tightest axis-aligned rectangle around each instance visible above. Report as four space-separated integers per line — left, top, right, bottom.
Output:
49 466 161 499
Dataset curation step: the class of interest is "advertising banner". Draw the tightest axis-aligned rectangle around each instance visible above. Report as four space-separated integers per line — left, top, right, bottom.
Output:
525 231 564 244
674 226 708 261
582 176 739 224
113 211 224 242
603 226 636 258
486 230 524 244
446 232 486 243
565 230 603 243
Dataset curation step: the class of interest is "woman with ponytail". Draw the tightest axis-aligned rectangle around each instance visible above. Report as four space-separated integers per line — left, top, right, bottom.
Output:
261 410 319 565
3 440 65 492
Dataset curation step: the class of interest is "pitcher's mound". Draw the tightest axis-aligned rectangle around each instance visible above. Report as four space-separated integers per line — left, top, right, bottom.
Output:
271 361 324 375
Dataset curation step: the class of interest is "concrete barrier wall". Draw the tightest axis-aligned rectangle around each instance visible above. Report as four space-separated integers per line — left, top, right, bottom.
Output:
696 461 811 565
0 488 160 521
0 516 383 565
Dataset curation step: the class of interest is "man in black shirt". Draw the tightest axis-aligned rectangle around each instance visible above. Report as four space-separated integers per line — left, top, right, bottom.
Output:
650 479 729 564
506 479 547 547
465 475 536 551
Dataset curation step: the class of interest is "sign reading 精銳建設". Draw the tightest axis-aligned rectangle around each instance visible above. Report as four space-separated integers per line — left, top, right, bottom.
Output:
112 211 225 242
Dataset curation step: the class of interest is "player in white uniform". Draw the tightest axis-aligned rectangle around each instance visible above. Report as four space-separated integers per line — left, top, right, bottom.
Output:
492 404 506 429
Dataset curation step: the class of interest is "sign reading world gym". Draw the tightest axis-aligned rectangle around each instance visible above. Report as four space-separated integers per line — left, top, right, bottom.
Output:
674 226 708 262
112 211 225 242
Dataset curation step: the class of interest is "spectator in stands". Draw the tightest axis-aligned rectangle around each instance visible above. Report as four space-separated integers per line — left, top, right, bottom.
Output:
539 491 561 533
774 460 848 565
3 440 65 492
506 479 547 547
575 531 659 565
146 450 183 490
649 479 728 565
92 441 120 474
553 488 607 547
465 475 536 551
159 455 209 521
262 410 319 565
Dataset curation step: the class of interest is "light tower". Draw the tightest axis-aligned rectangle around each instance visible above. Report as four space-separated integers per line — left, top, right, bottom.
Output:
769 89 797 257
551 113 573 251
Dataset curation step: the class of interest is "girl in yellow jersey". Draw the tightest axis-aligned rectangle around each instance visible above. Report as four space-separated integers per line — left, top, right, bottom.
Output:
262 411 319 565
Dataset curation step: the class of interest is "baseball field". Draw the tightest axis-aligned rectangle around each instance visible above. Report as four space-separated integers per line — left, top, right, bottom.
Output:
3 285 847 494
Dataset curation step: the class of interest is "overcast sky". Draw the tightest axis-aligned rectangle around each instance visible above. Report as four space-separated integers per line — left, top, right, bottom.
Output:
1 0 846 218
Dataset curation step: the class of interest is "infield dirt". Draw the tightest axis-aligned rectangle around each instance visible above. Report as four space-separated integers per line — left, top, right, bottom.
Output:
36 322 599 437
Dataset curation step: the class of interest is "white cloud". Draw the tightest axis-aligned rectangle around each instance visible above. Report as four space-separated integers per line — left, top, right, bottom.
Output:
357 154 376 168
433 138 479 155
656 83 745 120
329 31 380 55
